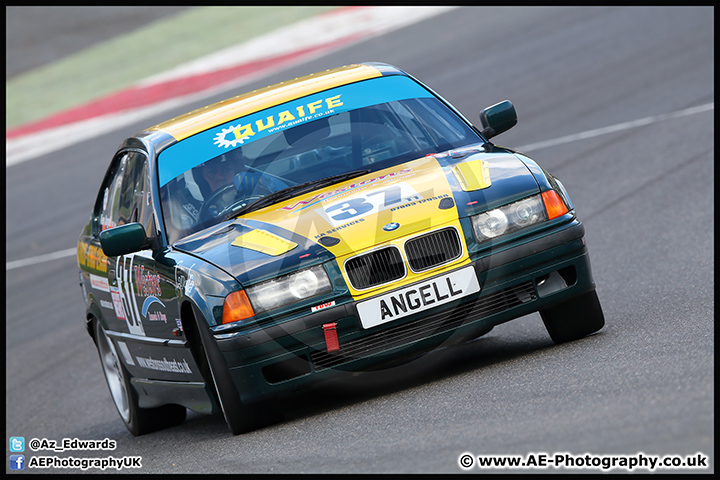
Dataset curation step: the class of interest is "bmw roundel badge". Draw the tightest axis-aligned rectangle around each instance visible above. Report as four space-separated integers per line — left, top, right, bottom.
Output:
383 222 400 232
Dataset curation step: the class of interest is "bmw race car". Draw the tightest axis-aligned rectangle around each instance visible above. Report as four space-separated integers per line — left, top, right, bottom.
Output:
77 63 604 435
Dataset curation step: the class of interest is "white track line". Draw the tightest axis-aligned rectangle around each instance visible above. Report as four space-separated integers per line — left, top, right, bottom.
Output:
517 102 713 152
7 248 78 270
140 7 457 87
6 7 456 167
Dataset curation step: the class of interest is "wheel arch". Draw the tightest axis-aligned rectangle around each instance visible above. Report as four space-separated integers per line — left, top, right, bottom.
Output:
85 300 105 342
179 298 222 414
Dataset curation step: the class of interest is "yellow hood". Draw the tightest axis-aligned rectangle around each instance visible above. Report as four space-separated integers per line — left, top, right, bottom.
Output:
241 156 457 259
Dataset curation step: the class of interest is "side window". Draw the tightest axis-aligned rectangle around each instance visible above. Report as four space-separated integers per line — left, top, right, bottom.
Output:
96 151 153 234
120 152 151 226
116 153 140 225
98 153 129 232
132 158 155 237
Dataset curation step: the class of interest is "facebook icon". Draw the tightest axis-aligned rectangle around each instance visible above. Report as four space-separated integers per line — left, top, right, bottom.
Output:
10 455 25 470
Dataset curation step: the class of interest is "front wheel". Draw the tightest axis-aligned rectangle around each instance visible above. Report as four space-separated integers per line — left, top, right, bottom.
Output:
190 305 283 435
94 319 186 435
539 290 605 344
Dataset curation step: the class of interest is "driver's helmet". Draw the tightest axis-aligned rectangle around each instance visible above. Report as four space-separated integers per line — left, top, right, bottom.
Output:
189 151 240 201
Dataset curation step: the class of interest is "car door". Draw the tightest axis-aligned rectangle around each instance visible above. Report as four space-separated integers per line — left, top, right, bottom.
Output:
77 148 214 423
93 150 148 336
92 150 195 378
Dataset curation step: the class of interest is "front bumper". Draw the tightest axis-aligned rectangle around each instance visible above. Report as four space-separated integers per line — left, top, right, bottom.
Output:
216 219 595 403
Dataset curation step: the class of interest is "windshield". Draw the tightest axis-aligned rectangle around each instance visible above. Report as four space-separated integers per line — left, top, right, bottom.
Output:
159 75 481 243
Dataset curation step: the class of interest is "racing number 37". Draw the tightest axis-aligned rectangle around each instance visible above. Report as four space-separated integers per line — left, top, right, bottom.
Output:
324 183 421 224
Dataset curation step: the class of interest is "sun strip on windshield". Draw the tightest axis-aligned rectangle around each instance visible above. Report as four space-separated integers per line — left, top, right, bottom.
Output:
157 75 434 186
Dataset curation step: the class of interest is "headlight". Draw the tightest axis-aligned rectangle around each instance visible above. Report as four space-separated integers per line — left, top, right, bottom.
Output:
246 265 333 313
473 209 510 238
471 193 558 242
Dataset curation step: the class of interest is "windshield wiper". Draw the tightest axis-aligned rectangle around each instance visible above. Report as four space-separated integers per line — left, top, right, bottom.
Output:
224 169 370 220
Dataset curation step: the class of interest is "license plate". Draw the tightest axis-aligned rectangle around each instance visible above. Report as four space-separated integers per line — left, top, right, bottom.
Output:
357 266 480 329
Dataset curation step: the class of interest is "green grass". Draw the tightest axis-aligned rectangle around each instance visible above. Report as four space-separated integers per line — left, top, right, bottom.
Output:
6 6 337 129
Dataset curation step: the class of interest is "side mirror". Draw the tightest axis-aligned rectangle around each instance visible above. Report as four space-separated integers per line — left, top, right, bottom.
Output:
99 223 150 257
479 100 517 140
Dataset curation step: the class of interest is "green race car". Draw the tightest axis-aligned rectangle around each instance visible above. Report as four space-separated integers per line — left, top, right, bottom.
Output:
77 63 604 435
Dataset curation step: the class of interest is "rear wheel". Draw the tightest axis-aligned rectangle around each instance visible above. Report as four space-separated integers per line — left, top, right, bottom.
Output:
539 290 605 344
94 320 186 435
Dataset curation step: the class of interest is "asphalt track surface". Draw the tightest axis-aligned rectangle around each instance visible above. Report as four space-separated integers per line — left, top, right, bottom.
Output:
5 6 714 474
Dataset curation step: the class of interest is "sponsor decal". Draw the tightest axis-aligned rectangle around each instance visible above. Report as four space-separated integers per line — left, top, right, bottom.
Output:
389 193 449 212
315 218 365 239
214 95 343 149
281 169 413 213
311 301 336 313
90 274 110 292
319 181 423 227
158 75 434 186
99 299 114 310
135 356 192 374
141 296 165 316
109 287 128 322
133 265 161 297
115 256 145 336
173 262 197 297
141 296 167 323
78 244 108 273
147 311 168 323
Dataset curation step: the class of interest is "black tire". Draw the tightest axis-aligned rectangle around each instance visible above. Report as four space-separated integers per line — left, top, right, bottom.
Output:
94 319 186 435
190 305 282 435
539 290 605 344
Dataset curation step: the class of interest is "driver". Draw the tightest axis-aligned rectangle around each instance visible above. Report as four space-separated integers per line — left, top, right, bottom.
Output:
175 148 291 228
176 154 238 226
202 157 235 195
199 156 237 218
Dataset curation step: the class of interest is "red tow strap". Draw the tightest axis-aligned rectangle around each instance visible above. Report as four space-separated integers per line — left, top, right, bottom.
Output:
323 323 340 353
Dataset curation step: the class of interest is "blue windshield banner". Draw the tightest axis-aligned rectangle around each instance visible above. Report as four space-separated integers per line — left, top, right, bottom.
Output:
158 75 434 186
